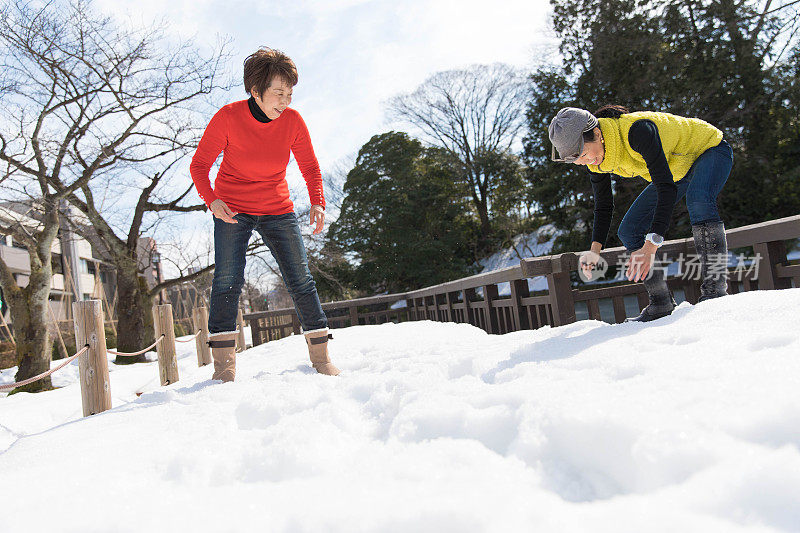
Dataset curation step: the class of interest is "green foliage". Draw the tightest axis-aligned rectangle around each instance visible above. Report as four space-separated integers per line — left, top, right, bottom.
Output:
327 132 479 293
104 325 116 350
173 321 189 338
524 0 800 250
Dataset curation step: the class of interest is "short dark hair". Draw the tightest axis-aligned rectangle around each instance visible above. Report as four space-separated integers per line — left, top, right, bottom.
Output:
594 104 630 118
243 47 298 98
583 105 631 142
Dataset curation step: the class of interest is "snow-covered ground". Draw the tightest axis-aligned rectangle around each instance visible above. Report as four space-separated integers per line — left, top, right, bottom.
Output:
1 289 799 532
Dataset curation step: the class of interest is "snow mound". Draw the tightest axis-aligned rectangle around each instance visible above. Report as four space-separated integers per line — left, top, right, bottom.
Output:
1 289 799 532
478 223 561 273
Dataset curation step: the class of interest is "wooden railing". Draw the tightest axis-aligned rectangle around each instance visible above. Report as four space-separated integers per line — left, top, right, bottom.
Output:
244 215 800 346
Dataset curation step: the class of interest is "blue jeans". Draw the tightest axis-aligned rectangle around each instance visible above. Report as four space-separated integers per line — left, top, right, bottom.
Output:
208 212 327 333
618 140 733 250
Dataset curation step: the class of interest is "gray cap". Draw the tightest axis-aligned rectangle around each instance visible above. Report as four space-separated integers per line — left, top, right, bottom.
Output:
548 107 599 163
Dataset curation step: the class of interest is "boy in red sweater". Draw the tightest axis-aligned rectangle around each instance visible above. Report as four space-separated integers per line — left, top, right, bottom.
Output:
190 47 339 381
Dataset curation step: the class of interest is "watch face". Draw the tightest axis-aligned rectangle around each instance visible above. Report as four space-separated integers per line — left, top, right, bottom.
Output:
647 233 663 245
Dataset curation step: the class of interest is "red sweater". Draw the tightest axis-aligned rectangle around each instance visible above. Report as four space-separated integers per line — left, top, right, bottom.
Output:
190 100 325 215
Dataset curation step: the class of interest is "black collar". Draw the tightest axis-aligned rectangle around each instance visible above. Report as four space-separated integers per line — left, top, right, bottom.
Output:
247 96 272 123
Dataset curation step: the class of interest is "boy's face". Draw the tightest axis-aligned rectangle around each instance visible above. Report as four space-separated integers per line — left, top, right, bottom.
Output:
251 76 293 120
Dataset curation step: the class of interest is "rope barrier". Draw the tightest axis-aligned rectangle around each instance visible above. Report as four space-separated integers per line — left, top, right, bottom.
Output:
0 345 90 392
174 330 201 343
106 335 165 357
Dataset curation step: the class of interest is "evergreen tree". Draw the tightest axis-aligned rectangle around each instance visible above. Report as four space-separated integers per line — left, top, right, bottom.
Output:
524 0 800 250
326 132 478 294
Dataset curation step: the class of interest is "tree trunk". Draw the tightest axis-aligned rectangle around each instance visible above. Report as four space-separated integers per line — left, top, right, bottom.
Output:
114 261 155 364
9 272 54 393
475 196 493 251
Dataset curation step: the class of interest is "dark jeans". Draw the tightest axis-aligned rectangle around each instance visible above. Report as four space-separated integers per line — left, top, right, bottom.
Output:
618 140 733 251
208 212 327 334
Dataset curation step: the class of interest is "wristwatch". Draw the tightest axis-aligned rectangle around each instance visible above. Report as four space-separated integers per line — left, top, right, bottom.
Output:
645 233 664 247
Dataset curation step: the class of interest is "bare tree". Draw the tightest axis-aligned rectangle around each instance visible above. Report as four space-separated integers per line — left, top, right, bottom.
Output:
0 0 230 384
66 163 222 361
0 199 62 391
387 63 528 243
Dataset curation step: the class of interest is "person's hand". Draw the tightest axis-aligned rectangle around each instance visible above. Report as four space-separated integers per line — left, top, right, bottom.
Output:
210 199 238 224
579 250 602 280
625 243 657 281
310 205 325 234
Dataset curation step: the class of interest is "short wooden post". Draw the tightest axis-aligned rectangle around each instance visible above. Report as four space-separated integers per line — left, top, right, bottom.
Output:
464 288 477 326
433 294 441 322
446 291 458 322
192 306 211 367
291 312 301 335
587 299 601 321
546 254 577 327
152 303 179 386
510 279 531 331
250 318 263 347
349 304 359 327
72 300 112 417
407 299 414 321
612 296 627 323
482 285 499 334
753 241 791 290
236 308 247 351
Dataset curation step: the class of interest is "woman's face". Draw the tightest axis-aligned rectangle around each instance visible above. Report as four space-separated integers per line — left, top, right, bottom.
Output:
251 76 293 120
572 127 605 166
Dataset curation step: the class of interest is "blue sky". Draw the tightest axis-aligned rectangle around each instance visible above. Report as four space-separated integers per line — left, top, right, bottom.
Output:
92 0 556 276
97 0 555 171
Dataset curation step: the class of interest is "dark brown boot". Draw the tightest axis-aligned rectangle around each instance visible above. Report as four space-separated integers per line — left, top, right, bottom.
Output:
304 329 340 376
208 331 237 382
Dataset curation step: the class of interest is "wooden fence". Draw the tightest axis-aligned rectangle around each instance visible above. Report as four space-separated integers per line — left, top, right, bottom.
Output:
244 215 800 346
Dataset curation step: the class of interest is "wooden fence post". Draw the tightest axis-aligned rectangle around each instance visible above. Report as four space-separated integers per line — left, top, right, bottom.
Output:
464 288 476 326
192 306 211 367
446 291 457 322
753 241 791 290
482 285 499 334
350 304 359 327
405 299 415 321
291 312 301 335
236 308 247 351
547 254 577 327
152 304 179 386
510 279 531 331
249 317 263 347
72 300 112 417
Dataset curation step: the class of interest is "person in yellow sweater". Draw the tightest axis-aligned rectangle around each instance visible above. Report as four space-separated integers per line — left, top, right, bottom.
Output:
548 105 733 322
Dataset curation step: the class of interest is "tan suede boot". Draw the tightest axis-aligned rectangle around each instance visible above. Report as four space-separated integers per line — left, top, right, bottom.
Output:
304 329 340 376
208 331 237 382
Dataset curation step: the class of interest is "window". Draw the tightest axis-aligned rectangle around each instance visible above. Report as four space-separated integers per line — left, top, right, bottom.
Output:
52 254 64 275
